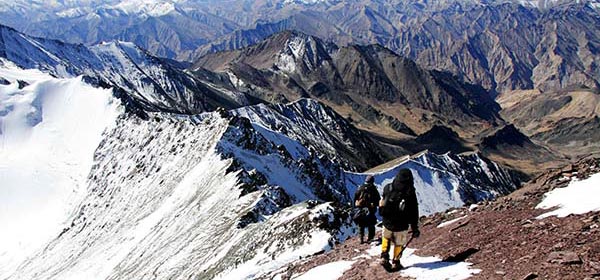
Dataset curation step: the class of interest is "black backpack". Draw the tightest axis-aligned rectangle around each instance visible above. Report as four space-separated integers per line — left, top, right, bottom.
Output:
380 185 407 218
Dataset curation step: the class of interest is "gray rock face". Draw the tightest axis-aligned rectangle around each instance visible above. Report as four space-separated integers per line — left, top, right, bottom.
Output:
547 251 583 265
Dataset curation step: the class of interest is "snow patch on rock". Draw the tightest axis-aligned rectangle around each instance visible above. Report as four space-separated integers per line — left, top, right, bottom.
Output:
437 215 468 228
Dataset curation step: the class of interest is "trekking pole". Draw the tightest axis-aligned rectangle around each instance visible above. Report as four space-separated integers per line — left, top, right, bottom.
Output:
398 235 414 257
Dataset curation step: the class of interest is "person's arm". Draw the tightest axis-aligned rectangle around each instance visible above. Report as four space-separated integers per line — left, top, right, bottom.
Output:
374 188 381 207
378 185 388 215
409 189 420 237
354 186 362 207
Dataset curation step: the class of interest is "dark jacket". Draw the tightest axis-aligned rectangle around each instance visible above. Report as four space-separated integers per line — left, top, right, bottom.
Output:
354 182 380 210
380 169 419 232
354 182 381 225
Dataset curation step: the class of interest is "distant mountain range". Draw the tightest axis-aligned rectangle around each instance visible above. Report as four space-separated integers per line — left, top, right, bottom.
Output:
2 0 599 95
193 30 501 139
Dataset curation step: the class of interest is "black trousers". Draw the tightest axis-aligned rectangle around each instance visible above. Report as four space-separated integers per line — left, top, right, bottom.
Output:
360 224 376 241
359 213 377 241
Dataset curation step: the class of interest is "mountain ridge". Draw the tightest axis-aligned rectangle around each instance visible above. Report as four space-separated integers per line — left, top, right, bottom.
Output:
0 23 250 114
194 30 503 139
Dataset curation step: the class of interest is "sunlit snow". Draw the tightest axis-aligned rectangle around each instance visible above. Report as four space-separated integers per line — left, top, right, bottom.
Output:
437 215 468 228
363 243 480 280
536 173 600 219
399 248 481 280
292 260 355 280
0 62 122 278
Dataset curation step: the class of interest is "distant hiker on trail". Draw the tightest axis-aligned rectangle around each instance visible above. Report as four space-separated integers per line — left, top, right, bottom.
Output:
353 175 380 243
379 168 420 271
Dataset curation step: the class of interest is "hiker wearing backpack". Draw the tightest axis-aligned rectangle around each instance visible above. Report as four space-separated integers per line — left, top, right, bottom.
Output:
379 168 420 271
354 175 380 243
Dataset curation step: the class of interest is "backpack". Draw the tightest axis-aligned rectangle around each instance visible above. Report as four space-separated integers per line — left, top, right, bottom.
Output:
380 185 407 218
355 186 372 207
352 207 370 225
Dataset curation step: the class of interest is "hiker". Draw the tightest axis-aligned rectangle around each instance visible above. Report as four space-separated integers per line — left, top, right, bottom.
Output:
379 168 420 271
354 175 380 243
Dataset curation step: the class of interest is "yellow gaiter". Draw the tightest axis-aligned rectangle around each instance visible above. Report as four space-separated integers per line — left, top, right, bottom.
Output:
393 245 403 260
381 236 390 253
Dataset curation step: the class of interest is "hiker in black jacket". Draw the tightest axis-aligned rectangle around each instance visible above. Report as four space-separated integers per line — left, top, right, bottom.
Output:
379 168 420 271
354 175 380 243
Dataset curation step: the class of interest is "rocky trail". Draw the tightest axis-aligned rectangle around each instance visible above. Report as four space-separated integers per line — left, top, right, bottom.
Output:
270 157 600 279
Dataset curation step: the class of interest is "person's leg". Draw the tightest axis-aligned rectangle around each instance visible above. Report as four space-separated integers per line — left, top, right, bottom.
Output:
391 230 408 260
367 224 375 241
391 230 408 270
380 227 392 264
359 225 366 243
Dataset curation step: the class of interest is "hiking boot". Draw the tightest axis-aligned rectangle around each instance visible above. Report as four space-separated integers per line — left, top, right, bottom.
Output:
391 260 404 271
380 252 389 265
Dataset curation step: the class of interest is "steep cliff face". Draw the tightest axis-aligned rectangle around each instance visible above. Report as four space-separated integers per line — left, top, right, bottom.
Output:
232 99 390 171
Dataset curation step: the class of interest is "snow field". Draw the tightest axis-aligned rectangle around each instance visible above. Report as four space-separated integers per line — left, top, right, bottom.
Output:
0 64 122 278
369 243 480 280
291 260 355 280
398 248 481 280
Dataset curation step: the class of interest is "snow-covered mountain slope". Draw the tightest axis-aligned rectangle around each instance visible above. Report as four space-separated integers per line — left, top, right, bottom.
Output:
0 61 122 279
233 99 389 171
0 24 248 114
5 105 357 280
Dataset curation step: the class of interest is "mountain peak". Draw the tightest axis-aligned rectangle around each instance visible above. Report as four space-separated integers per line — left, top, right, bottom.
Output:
193 29 334 75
